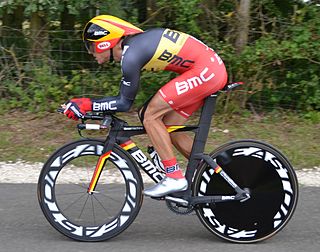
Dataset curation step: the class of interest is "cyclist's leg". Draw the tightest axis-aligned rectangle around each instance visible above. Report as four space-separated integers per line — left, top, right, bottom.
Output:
143 93 188 197
162 102 203 159
138 95 193 159
163 111 192 159
144 53 227 197
143 93 176 161
157 53 227 161
142 88 203 162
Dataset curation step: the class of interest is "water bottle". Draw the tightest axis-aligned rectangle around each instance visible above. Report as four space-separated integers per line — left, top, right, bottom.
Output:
147 146 165 173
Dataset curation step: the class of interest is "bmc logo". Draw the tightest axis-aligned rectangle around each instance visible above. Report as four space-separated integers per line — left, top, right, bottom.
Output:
93 101 117 111
97 41 111 50
130 149 164 182
94 30 109 36
175 67 215 95
158 49 194 68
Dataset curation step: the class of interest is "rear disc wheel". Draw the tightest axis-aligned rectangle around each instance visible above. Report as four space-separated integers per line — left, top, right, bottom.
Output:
193 140 298 243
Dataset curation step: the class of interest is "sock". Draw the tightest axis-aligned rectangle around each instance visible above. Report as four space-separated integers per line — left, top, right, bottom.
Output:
162 157 184 179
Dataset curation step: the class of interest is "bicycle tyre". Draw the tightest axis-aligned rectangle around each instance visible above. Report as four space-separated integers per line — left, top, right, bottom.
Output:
193 139 298 243
37 139 143 241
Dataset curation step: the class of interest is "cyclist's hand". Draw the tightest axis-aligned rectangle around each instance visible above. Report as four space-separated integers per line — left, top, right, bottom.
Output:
63 98 92 121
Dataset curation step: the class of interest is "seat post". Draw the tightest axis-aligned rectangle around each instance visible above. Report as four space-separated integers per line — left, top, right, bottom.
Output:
185 94 218 180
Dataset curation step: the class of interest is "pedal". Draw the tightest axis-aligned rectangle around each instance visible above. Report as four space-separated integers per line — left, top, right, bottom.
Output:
165 196 189 206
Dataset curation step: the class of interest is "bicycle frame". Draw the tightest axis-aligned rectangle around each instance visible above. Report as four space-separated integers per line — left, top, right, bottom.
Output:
83 84 249 205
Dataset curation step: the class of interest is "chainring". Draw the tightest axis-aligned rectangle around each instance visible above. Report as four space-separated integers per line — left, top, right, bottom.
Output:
165 200 194 215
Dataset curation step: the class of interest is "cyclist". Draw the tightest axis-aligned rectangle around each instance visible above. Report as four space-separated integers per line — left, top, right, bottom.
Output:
63 15 228 197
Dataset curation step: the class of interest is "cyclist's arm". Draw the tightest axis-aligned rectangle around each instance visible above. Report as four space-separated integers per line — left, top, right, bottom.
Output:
92 33 158 112
91 57 141 112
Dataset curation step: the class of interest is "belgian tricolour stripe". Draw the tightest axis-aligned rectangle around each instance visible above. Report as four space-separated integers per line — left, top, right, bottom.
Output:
120 140 137 151
88 150 112 193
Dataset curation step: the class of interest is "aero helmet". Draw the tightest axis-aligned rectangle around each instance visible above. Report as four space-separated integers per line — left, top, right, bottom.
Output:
83 15 143 53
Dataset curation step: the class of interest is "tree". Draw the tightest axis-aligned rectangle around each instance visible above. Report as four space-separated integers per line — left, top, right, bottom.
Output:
60 2 75 31
0 2 25 49
235 0 250 54
136 0 148 23
29 11 49 59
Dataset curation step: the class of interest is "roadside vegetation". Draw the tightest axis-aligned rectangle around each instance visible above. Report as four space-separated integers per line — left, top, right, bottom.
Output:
0 110 318 169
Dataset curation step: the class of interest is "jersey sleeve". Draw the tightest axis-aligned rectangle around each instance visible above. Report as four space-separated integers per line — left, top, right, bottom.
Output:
91 48 144 112
91 29 163 112
119 45 144 101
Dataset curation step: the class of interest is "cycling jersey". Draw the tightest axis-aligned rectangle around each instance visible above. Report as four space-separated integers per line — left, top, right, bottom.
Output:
92 28 227 117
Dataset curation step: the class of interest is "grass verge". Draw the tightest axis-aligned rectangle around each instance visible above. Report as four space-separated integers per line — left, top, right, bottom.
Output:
0 111 319 169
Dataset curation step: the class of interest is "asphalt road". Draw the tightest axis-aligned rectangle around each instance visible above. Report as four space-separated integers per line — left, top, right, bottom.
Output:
0 184 319 252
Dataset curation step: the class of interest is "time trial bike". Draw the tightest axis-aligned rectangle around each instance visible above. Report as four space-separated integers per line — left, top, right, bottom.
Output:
37 82 298 243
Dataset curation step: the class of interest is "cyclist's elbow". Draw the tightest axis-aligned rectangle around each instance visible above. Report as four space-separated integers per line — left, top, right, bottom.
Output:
117 98 133 112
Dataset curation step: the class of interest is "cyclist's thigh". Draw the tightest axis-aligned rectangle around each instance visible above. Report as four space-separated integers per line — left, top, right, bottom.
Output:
162 109 189 125
159 55 227 118
161 100 203 120
141 93 197 124
143 92 173 120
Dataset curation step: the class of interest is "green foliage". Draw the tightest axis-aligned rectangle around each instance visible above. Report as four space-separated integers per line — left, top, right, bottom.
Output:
223 4 320 112
24 0 59 13
155 0 202 35
137 71 174 105
0 1 319 114
304 111 320 123
0 62 124 112
0 0 24 14
0 64 65 112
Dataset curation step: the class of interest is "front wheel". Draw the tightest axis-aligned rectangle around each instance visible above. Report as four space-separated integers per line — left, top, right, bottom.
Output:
37 139 143 241
193 139 298 243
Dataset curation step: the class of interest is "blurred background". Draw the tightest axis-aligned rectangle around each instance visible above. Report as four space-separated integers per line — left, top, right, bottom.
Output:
0 0 319 167
1 0 319 112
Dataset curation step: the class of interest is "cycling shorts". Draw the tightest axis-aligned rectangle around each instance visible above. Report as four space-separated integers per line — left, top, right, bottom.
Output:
159 51 228 118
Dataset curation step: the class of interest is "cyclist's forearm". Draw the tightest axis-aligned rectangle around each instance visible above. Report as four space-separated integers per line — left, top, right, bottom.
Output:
92 95 133 112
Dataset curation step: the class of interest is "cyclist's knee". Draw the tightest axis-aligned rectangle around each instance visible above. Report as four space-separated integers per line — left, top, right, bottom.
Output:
138 95 154 125
143 107 167 129
142 94 170 126
140 105 163 127
143 109 161 127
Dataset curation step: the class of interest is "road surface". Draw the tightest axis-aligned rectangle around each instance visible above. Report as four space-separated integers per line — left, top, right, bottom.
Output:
0 184 319 252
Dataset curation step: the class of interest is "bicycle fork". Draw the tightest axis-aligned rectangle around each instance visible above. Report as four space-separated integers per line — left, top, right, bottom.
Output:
87 118 125 194
87 151 112 194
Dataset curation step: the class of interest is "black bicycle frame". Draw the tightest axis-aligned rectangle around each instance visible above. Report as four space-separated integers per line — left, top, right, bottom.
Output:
97 94 217 183
84 87 249 204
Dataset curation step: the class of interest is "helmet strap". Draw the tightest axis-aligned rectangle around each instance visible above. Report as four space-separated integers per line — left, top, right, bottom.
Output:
109 48 114 63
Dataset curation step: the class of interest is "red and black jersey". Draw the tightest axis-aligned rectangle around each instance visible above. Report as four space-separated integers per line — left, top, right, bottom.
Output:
91 28 227 115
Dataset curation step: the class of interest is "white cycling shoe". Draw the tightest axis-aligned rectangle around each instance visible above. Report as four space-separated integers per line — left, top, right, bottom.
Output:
143 177 188 197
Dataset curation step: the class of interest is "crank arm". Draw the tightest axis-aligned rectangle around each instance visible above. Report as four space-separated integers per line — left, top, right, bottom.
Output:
190 193 249 205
